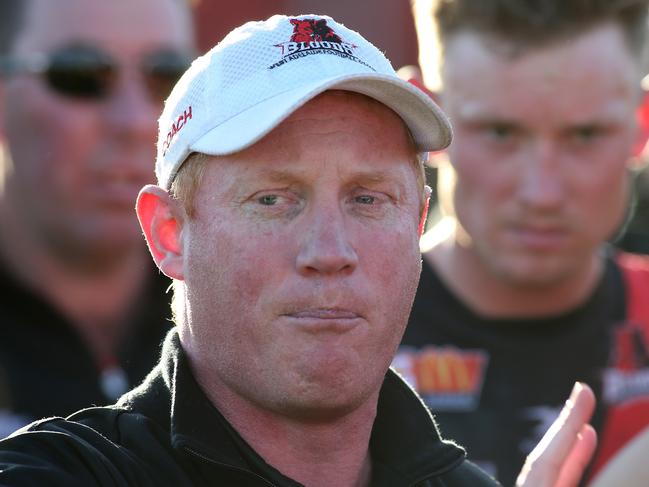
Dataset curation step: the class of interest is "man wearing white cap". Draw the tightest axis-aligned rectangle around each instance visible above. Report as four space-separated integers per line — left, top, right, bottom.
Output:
0 15 594 486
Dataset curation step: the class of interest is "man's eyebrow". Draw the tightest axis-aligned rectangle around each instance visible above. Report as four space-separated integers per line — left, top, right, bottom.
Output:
344 169 413 195
249 168 401 183
456 113 520 126
245 168 304 184
347 169 397 183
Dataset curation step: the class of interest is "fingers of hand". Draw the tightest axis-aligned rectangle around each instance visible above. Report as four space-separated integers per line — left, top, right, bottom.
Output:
516 382 597 487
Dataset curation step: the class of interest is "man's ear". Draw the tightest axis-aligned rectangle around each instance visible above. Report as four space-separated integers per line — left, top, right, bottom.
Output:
136 185 185 280
418 185 432 237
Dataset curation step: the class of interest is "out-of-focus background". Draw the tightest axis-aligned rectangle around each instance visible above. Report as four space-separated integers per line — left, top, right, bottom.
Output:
192 0 418 68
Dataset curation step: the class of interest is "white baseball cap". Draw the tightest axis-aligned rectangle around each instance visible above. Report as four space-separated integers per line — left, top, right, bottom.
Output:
156 14 452 190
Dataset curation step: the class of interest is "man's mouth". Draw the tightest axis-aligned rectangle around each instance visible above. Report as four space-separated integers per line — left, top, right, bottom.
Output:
283 308 363 333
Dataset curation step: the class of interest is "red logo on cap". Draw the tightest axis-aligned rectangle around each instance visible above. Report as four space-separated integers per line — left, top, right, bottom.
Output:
289 18 343 44
269 17 371 71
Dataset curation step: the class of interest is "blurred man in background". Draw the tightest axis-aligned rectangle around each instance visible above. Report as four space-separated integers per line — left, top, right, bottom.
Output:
0 0 194 435
394 0 649 484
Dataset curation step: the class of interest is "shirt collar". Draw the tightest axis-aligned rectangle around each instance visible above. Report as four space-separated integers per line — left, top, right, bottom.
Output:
151 329 466 484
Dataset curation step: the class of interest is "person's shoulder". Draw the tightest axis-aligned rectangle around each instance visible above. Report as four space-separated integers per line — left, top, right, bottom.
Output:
590 424 649 487
611 249 649 333
0 409 127 486
614 250 649 301
0 406 179 486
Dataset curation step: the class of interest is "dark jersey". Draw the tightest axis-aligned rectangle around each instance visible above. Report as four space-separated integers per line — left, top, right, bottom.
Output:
0 261 172 437
394 250 649 486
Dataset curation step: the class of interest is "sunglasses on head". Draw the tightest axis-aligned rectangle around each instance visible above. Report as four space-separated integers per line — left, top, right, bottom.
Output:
0 45 191 103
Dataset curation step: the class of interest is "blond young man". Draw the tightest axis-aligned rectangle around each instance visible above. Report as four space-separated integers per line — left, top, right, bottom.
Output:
395 0 649 484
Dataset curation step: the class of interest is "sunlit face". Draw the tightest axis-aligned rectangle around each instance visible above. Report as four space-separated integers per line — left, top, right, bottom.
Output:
180 92 423 419
439 24 641 286
1 0 194 260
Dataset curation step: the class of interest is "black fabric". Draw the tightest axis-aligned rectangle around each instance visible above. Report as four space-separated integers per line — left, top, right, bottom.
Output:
0 259 172 432
397 251 625 486
0 329 501 486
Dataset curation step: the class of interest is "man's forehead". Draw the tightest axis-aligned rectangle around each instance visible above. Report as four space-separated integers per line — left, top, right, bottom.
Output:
12 0 193 56
244 91 415 157
442 23 636 74
279 91 411 138
295 90 405 115
441 26 640 106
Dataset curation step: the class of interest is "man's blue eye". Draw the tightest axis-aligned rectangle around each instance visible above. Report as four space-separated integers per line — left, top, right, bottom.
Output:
259 195 278 205
355 195 375 204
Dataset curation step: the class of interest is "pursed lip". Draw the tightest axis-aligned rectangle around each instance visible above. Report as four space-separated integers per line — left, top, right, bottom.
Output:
282 308 364 333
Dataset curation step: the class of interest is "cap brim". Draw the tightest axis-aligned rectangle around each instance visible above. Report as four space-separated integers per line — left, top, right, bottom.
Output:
190 73 451 157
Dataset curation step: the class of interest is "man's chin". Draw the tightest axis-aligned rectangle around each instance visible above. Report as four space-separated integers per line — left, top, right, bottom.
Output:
46 223 145 269
495 260 574 289
276 391 377 424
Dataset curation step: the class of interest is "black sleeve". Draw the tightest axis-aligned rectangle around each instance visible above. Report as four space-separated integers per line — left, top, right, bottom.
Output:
0 419 136 487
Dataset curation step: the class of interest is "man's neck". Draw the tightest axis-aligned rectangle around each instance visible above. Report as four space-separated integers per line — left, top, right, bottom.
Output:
423 218 604 318
0 204 150 361
238 412 373 487
196 370 376 487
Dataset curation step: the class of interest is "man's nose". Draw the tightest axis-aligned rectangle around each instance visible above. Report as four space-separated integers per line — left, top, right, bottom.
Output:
518 139 565 210
296 206 359 276
102 67 159 144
